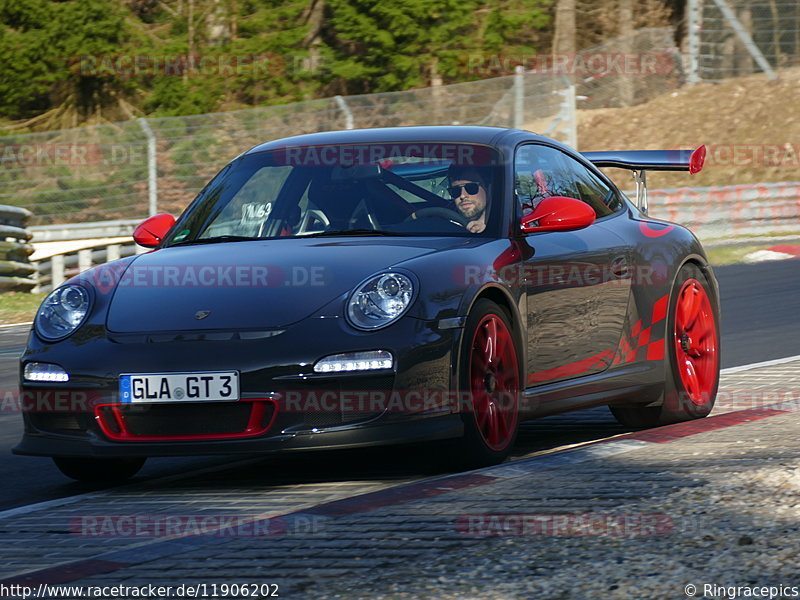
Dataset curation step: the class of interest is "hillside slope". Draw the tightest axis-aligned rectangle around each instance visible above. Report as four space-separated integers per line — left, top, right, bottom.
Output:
573 67 800 189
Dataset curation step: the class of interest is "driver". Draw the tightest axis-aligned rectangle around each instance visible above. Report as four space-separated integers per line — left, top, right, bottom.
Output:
447 165 490 233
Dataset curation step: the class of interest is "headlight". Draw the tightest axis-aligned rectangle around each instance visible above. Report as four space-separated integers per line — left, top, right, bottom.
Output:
347 272 415 330
34 285 92 341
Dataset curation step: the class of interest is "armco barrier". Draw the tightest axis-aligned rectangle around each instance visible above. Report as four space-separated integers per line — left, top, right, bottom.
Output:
0 205 36 292
29 219 141 243
33 241 141 294
646 181 800 241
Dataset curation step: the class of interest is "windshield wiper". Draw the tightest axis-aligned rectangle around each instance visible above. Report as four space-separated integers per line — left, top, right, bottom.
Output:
301 229 407 238
170 235 262 246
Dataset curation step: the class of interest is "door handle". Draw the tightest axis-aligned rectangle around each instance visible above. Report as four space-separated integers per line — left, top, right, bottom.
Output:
611 257 630 279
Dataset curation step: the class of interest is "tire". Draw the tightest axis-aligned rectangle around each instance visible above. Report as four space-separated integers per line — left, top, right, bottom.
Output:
611 263 720 427
53 457 146 482
452 299 521 467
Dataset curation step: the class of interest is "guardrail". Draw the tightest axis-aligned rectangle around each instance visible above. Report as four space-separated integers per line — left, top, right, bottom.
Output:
33 240 142 294
0 205 36 292
29 219 141 243
646 181 800 242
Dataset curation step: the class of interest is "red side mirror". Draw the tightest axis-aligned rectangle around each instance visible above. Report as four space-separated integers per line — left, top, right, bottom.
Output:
133 214 176 248
520 196 596 234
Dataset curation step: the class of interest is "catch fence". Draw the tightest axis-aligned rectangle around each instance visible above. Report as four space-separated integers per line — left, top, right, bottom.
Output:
0 28 688 227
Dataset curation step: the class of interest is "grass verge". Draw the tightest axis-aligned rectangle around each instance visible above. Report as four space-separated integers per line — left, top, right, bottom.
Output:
704 244 789 266
0 292 46 325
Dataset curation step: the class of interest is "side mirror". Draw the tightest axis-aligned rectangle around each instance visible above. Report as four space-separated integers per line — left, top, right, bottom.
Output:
133 214 176 248
520 196 596 234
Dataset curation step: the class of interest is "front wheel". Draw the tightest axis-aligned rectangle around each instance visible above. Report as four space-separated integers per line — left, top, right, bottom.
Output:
452 299 521 467
611 263 720 427
53 457 146 482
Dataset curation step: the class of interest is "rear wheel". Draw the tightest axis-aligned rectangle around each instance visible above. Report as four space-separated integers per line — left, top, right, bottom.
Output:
453 299 521 467
53 457 146 482
611 263 719 427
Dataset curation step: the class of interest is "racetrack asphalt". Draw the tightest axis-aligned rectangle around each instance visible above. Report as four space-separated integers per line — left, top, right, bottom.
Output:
715 259 800 368
0 356 797 598
0 259 797 598
0 259 798 511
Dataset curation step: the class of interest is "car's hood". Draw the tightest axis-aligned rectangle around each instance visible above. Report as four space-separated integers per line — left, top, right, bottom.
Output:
105 237 461 332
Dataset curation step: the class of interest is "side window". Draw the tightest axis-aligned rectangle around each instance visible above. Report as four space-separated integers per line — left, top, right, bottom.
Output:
514 145 578 216
515 145 624 219
558 155 621 218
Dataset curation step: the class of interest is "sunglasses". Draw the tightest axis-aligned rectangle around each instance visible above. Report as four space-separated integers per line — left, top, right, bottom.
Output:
447 182 482 199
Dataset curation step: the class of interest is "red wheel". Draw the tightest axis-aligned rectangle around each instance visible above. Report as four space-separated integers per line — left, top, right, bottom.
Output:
454 299 521 466
469 313 519 451
673 278 718 405
611 263 719 427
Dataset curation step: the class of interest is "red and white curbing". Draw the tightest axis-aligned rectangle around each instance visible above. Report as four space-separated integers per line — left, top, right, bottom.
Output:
744 244 800 263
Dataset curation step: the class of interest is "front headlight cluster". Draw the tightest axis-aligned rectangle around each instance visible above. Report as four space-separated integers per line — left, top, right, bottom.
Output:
34 285 92 341
347 272 415 330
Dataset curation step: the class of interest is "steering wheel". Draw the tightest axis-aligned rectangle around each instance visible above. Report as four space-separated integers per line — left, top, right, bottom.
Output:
405 207 468 227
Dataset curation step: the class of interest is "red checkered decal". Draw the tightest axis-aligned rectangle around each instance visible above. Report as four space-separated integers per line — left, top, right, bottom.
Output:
612 294 669 365
526 293 670 385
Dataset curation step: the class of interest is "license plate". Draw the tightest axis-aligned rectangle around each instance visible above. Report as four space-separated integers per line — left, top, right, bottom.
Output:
119 371 239 403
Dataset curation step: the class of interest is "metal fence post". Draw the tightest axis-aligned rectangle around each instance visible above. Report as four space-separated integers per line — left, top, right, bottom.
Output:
565 84 577 149
137 118 159 216
51 255 65 289
334 96 354 130
513 66 524 129
78 249 92 273
106 245 121 263
687 0 701 84
710 0 777 80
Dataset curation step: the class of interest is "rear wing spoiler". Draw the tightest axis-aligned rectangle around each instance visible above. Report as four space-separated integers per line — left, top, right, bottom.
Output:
581 145 706 214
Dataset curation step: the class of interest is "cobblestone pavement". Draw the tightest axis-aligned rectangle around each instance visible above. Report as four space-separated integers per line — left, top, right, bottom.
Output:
1 358 798 599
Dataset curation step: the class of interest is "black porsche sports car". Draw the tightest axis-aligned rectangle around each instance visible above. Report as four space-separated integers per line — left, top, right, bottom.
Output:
15 126 719 481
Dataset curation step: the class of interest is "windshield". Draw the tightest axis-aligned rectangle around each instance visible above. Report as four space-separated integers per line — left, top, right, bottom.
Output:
165 142 502 245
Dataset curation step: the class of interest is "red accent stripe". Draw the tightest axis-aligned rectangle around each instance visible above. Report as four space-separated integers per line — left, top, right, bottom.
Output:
652 294 668 324
527 349 614 385
306 474 496 517
620 408 788 443
639 222 675 238
637 327 651 346
94 399 278 442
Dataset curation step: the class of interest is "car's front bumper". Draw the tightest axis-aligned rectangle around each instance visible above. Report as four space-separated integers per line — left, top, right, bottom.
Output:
14 315 464 458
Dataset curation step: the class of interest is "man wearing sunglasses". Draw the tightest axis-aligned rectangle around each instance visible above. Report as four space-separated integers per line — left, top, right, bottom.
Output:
447 165 490 233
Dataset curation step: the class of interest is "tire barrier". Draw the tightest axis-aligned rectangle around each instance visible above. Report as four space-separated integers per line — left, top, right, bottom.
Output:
0 205 36 292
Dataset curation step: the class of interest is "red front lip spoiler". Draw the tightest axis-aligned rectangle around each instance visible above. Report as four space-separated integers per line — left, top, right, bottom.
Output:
94 399 278 442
